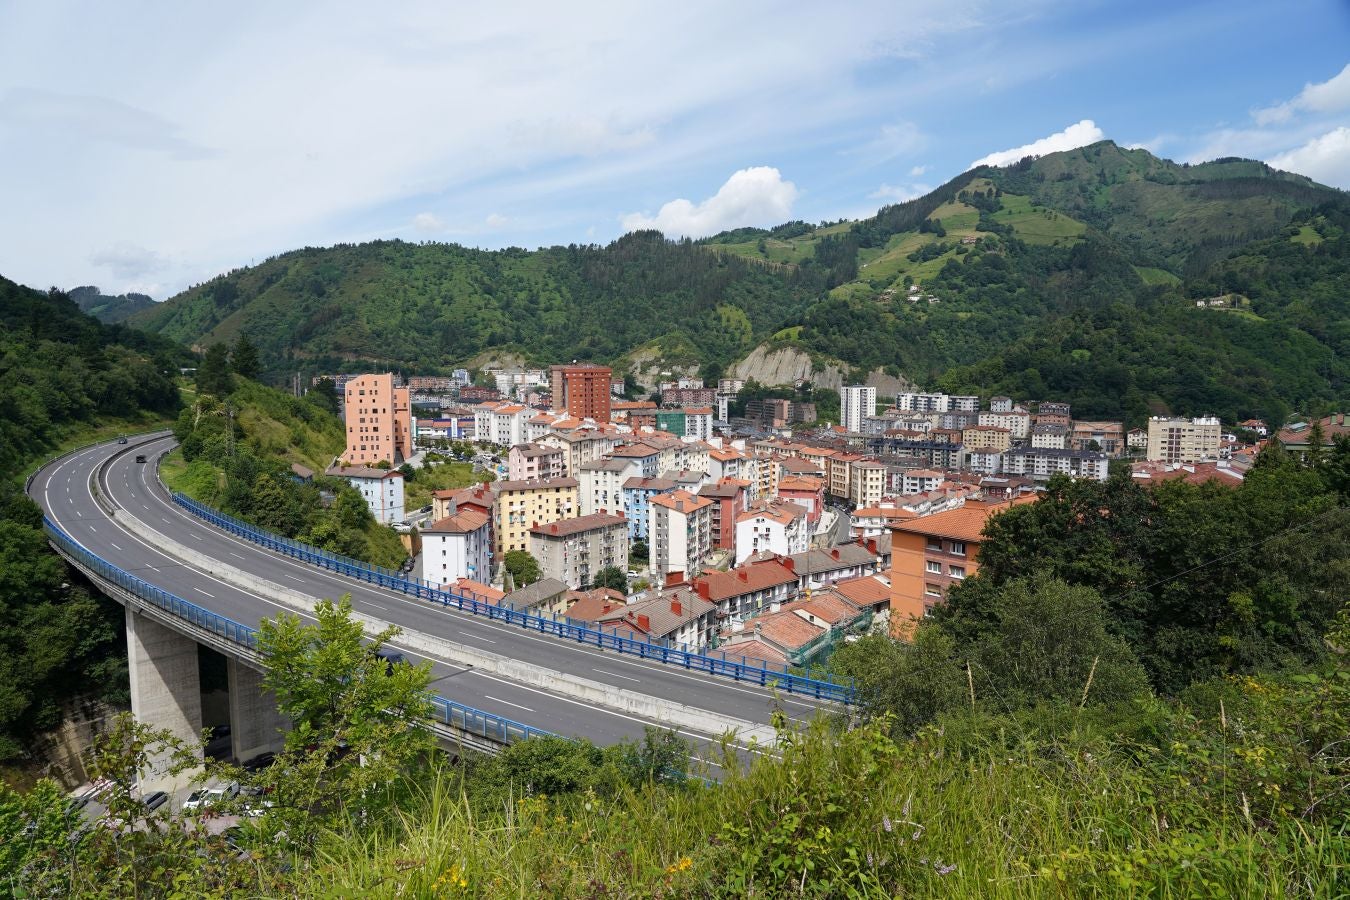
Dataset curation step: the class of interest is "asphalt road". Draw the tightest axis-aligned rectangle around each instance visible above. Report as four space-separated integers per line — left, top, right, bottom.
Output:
32 436 831 765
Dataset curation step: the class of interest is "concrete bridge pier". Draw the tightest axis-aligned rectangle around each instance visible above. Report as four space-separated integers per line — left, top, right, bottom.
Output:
226 659 289 762
126 607 204 792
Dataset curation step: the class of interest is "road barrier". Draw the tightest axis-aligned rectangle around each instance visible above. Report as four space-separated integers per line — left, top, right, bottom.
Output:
171 493 857 704
43 516 553 748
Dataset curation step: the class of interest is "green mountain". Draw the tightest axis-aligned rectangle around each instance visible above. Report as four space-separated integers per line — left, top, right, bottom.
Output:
68 285 159 324
131 141 1349 425
130 233 825 380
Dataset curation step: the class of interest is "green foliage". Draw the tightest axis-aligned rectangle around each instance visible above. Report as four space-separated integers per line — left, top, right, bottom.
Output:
230 334 260 379
590 565 627 594
67 284 157 323
254 595 435 853
629 538 648 563
195 342 234 396
503 550 540 588
134 231 827 378
171 382 406 568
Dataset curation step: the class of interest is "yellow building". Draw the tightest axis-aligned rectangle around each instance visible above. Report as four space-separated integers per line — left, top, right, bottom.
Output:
1146 416 1220 463
961 425 1012 452
491 476 579 560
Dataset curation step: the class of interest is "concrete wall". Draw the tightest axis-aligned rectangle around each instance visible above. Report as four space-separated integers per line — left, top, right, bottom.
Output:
126 607 204 792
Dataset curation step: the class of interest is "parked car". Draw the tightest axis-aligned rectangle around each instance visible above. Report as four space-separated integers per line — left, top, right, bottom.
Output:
239 785 274 818
240 751 275 773
141 790 169 813
181 781 239 813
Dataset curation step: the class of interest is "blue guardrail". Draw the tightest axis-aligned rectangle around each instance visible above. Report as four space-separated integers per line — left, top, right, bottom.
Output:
171 492 856 704
44 517 553 747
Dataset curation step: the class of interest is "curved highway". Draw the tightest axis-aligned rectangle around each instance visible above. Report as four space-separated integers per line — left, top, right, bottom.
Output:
32 435 829 761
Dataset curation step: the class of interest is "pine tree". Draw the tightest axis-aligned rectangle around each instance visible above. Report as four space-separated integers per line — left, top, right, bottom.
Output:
196 343 235 397
231 334 261 380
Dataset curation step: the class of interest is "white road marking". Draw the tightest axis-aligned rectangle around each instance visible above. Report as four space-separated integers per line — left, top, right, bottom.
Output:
89 525 97 532
483 695 534 713
229 552 247 560
109 542 123 551
284 574 306 583
193 588 215 598
592 667 642 684
190 533 202 541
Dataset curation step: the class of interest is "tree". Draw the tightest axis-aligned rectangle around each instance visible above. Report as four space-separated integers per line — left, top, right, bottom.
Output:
591 565 627 594
503 550 541 588
972 576 1150 708
196 343 235 397
629 539 649 563
830 627 965 736
231 334 261 380
255 595 434 852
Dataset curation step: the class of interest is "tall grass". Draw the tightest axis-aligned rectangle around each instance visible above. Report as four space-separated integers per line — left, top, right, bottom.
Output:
295 703 1346 898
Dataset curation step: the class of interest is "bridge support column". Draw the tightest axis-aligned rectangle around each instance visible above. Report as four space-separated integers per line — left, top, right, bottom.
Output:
227 659 288 762
126 607 204 792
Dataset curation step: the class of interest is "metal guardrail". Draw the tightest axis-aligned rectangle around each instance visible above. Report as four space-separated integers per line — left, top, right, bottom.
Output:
42 516 553 748
171 493 857 704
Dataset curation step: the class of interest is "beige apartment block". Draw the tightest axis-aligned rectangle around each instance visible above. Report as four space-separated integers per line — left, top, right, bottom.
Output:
491 476 579 559
1146 416 1221 463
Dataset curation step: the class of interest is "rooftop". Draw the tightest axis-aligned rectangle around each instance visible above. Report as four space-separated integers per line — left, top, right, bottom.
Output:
530 512 627 537
492 476 579 492
424 509 490 534
892 499 1028 543
325 463 403 480
650 490 712 513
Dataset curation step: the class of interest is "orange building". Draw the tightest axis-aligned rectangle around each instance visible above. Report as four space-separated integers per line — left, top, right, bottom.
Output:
343 373 411 465
888 499 1029 639
550 363 613 423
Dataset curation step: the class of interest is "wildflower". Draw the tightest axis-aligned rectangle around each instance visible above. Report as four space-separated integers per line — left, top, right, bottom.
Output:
881 814 893 833
935 863 957 876
866 852 875 867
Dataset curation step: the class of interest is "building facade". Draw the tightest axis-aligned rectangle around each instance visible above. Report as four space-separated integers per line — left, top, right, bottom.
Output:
840 384 877 434
648 490 713 581
342 373 412 465
421 508 491 588
491 476 579 559
1146 416 1221 463
529 513 629 590
550 363 613 423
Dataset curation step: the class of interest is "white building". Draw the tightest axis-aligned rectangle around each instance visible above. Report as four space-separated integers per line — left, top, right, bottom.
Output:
895 392 951 413
420 507 491 588
979 409 1031 440
1030 423 1071 450
951 395 980 412
848 460 888 508
473 401 530 446
648 490 713 581
734 499 809 565
1003 447 1108 482
577 457 641 517
839 385 878 434
901 468 946 495
325 464 405 524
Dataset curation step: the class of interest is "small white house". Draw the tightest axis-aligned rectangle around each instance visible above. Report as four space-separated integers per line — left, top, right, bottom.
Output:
326 464 405 524
421 506 492 588
734 499 809 565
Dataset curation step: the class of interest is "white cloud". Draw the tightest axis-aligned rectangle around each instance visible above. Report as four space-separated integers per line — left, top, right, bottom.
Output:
1254 63 1350 125
412 212 445 232
869 182 932 203
89 242 165 280
620 166 798 238
1268 127 1350 189
484 213 509 229
909 164 927 177
970 119 1106 168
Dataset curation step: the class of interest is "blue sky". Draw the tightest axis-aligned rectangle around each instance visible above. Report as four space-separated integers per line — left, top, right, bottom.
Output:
0 0 1347 298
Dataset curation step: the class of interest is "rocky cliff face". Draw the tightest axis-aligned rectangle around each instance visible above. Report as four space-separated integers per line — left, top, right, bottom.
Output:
728 343 914 396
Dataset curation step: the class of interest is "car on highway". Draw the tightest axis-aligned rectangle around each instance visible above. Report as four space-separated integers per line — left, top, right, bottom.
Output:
117 435 128 445
134 454 147 463
181 781 239 813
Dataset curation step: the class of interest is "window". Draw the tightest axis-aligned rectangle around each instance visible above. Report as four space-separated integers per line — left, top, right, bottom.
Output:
926 537 941 551
949 565 965 579
926 560 941 574
950 541 966 556
925 583 942 597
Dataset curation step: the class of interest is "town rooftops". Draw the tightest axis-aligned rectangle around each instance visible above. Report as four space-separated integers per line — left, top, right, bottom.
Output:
709 447 745 461
450 578 506 603
612 590 716 639
491 476 579 492
650 490 712 513
891 499 1025 543
499 577 570 612
623 476 677 491
1131 461 1244 487
514 443 561 458
290 462 315 479
695 557 797 601
424 509 490 534
697 478 748 499
787 540 878 573
777 474 824 492
1277 413 1350 445
610 443 662 458
579 458 637 473
828 574 892 611
432 484 493 506
778 457 823 475
529 512 627 537
325 463 404 480
736 499 806 526
562 588 629 623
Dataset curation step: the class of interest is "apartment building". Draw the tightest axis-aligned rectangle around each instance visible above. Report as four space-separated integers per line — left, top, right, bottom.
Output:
623 477 678 541
735 499 809 564
697 478 750 553
776 474 825 524
491 476 579 559
962 425 1012 452
550 363 612 422
538 428 623 476
506 442 565 481
325 463 405 524
840 384 878 434
1030 423 1071 450
473 401 530 446
1003 446 1109 481
577 457 641 517
895 392 951 413
1070 421 1125 456
848 459 887 508
529 513 629 590
978 409 1030 440
1146 416 1221 463
420 507 491 588
890 500 1023 637
648 490 713 581
431 484 493 523
342 373 412 465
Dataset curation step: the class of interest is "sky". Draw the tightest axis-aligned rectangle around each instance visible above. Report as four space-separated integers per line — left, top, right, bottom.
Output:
1 0 1348 299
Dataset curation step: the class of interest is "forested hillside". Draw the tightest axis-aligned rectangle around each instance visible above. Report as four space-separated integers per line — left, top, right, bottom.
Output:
130 142 1349 425
0 279 186 763
131 232 826 380
68 285 158 324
